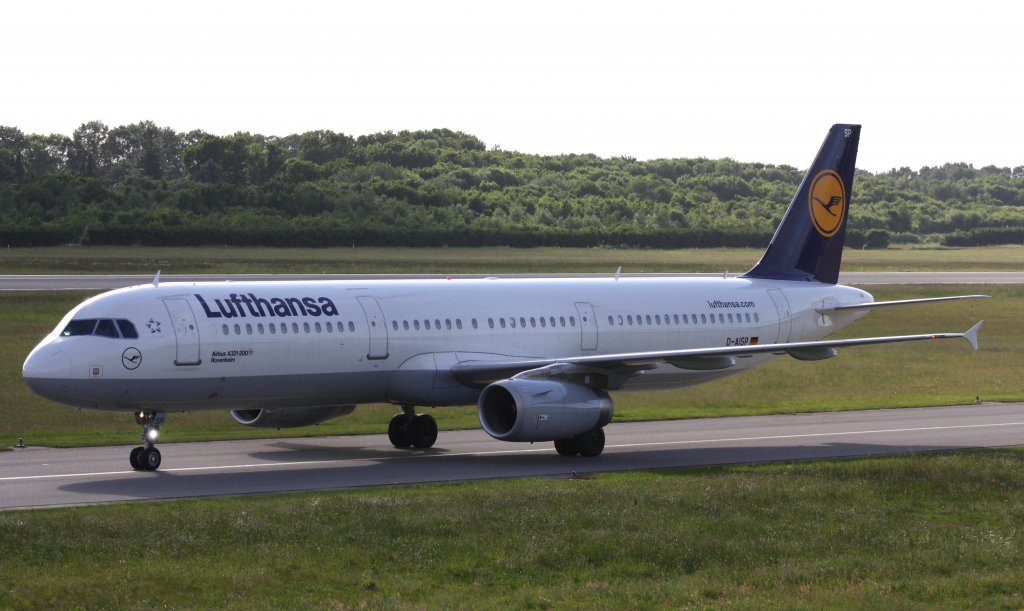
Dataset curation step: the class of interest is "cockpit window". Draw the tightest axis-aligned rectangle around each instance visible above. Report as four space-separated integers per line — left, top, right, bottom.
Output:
60 318 139 339
116 319 139 339
61 320 98 336
95 319 119 338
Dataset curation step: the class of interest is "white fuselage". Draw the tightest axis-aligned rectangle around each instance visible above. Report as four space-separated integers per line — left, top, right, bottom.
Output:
23 276 873 413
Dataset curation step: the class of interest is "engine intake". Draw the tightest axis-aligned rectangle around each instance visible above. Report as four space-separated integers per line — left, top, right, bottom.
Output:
477 378 613 442
230 405 356 429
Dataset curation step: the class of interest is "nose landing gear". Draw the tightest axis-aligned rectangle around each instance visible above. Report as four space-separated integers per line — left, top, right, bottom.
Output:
129 410 165 471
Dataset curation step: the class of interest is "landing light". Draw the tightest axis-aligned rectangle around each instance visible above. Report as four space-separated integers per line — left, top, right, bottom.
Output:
147 430 159 442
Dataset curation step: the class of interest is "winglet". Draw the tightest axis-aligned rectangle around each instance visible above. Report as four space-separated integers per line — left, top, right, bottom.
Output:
963 320 983 351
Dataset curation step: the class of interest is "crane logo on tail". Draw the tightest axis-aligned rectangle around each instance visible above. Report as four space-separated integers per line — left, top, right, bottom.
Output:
809 169 846 237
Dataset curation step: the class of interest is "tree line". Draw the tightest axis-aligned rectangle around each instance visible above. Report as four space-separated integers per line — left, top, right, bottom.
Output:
2 121 1023 249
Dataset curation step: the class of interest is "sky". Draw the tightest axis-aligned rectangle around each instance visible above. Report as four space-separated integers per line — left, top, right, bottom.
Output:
4 1 1021 172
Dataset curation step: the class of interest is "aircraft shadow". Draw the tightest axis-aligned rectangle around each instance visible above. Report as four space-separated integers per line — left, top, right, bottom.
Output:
57 440 980 503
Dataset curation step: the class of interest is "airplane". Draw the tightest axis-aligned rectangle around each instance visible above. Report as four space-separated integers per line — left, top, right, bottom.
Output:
22 124 987 471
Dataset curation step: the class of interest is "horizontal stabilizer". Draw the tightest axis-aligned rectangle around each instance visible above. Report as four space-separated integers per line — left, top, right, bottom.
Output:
818 294 989 313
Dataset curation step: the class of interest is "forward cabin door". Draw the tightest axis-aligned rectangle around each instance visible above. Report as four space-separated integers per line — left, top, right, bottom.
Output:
357 296 389 360
163 298 202 366
575 302 598 351
767 289 792 344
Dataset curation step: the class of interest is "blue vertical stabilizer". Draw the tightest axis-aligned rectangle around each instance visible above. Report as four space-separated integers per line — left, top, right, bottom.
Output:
742 124 860 284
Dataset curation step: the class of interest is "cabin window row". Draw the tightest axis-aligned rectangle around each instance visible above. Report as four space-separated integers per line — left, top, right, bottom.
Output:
221 320 357 336
606 311 760 327
390 315 579 332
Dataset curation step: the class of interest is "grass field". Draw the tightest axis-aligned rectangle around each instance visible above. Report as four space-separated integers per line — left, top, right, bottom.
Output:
2 449 1023 608
1 284 1015 449
3 243 1024 274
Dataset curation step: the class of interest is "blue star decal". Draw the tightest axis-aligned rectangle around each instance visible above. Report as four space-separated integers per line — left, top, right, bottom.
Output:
147 319 162 334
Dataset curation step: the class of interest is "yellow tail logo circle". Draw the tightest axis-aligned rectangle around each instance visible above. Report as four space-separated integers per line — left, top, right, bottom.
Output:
808 170 846 238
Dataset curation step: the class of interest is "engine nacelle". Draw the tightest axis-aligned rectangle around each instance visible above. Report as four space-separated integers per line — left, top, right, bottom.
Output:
477 378 613 442
230 405 356 429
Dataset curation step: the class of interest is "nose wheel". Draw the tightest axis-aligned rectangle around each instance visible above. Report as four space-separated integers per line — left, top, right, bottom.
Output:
130 410 165 471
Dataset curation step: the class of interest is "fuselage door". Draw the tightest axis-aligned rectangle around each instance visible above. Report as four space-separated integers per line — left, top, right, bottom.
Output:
767 289 792 343
575 302 598 351
357 296 389 360
163 298 202 366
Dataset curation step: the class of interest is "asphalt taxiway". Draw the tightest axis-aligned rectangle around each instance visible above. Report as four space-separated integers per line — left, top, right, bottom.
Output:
3 403 1023 510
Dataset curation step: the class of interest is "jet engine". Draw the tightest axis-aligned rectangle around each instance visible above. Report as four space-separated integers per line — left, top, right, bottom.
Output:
477 378 613 442
230 405 356 428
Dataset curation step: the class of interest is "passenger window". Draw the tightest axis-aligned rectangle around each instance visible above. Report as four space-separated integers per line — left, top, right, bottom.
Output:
627 315 633 325
754 313 760 323
425 320 431 330
258 323 265 335
500 318 506 329
472 319 478 329
728 313 734 323
570 317 576 327
636 315 643 326
549 317 556 327
446 319 452 330
674 314 680 325
745 313 751 323
655 315 661 325
402 321 409 331
392 321 398 331
488 318 495 329
701 314 707 324
617 315 623 325
560 316 566 327
414 320 421 330
646 315 652 325
530 317 536 328
222 324 229 336
510 318 517 329
519 317 526 328
539 317 546 328
456 319 463 330
281 323 287 334
269 324 276 335
292 323 300 334
303 322 310 333
348 322 355 332
327 321 334 332
246 323 253 335
608 315 614 326
435 319 441 330
234 324 241 335
719 314 725 323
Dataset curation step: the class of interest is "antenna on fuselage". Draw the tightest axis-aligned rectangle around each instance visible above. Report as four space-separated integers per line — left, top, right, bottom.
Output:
152 270 161 287
614 266 621 282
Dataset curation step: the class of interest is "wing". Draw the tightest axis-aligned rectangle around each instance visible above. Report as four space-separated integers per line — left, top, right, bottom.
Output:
451 321 983 388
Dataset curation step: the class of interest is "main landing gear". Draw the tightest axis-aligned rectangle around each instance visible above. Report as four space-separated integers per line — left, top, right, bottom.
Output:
129 410 165 471
388 405 438 449
554 426 606 457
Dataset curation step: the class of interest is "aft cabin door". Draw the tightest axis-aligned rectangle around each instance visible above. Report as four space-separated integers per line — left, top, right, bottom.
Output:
163 298 201 366
357 296 389 360
767 289 792 344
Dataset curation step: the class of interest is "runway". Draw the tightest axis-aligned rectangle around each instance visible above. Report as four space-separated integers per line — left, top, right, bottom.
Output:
1 271 1022 291
3 403 1023 510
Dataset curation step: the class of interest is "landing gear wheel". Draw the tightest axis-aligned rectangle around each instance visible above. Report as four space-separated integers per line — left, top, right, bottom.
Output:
141 447 162 471
388 413 412 447
129 446 144 470
410 414 438 449
554 438 579 457
574 427 605 457
131 410 166 470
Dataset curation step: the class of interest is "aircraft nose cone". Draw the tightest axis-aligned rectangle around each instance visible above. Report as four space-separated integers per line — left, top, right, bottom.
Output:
23 348 71 381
